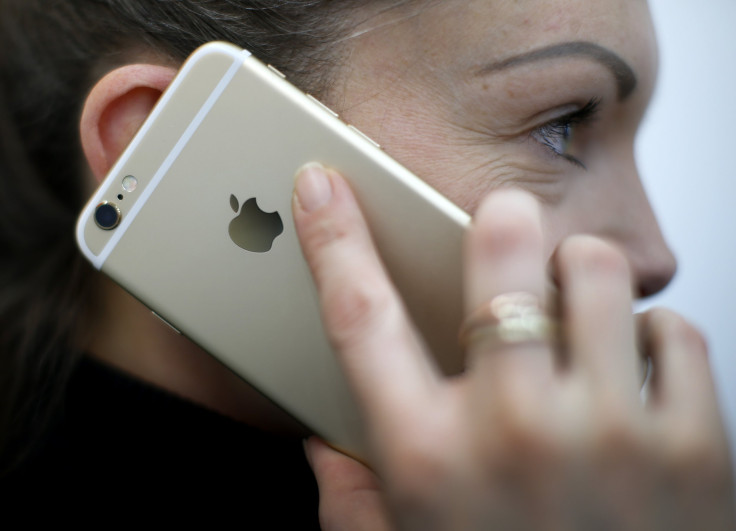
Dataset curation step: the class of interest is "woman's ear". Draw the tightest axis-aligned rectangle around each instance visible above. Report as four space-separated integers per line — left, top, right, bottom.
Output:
80 64 177 182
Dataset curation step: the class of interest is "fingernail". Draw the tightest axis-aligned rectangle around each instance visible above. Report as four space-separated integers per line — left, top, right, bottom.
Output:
295 162 332 213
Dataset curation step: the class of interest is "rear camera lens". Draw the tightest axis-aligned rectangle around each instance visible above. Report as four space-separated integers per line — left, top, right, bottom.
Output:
94 202 121 230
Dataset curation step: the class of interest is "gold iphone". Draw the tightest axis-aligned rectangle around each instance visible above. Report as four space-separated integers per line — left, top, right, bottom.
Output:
76 42 469 459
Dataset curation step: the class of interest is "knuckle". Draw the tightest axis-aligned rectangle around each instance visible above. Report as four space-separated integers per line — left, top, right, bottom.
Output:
489 427 565 484
662 431 733 489
383 431 458 508
297 203 405 352
666 312 708 353
643 306 674 329
322 275 396 348
301 213 354 259
646 308 709 355
584 407 654 483
503 427 563 466
389 449 446 497
491 382 562 464
475 191 542 255
592 404 644 457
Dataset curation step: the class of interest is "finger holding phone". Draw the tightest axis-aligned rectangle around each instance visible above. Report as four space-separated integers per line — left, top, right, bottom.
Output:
293 164 736 531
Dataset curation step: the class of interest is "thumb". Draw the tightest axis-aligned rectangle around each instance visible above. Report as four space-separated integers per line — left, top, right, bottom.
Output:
305 437 393 531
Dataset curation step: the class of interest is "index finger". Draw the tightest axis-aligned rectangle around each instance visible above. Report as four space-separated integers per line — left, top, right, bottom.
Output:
292 163 440 436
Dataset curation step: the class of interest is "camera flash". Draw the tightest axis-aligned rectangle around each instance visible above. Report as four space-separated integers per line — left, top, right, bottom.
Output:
122 175 138 192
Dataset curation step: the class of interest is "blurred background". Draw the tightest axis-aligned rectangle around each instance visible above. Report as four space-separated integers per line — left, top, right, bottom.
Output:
637 0 736 467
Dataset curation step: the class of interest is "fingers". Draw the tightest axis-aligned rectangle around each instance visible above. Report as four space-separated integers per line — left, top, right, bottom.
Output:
464 190 553 377
462 190 560 452
639 310 735 523
555 236 641 397
305 437 393 531
292 163 438 436
640 309 720 417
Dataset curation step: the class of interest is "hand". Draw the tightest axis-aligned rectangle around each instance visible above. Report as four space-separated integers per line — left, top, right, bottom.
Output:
293 164 736 530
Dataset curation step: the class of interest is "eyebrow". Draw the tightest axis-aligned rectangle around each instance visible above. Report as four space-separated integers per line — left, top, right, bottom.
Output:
476 41 637 101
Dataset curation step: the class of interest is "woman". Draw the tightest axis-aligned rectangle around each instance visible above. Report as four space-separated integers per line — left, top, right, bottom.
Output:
0 0 733 527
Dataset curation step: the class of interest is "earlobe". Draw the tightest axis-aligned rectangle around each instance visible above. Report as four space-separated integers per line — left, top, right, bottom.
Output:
80 64 177 182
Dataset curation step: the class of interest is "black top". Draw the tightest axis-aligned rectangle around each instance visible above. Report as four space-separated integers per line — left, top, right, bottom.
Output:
3 356 320 525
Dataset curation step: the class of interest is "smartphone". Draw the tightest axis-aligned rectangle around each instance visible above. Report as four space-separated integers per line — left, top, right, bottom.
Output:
76 41 470 459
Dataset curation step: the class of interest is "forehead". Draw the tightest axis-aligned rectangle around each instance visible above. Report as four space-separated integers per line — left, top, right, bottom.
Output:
438 0 652 52
342 0 656 94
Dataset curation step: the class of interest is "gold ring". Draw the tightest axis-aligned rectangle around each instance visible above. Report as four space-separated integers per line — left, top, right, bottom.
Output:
459 292 555 350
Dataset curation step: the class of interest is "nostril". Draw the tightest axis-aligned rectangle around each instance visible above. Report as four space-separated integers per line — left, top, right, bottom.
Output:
637 259 678 298
638 277 666 298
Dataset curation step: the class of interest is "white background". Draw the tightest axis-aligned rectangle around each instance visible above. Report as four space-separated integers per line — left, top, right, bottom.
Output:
637 0 736 467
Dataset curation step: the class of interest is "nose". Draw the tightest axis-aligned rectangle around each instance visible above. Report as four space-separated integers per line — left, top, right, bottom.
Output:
606 166 677 298
628 227 677 298
565 157 677 299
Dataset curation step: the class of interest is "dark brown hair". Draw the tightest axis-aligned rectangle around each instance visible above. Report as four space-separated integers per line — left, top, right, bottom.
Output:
0 0 416 474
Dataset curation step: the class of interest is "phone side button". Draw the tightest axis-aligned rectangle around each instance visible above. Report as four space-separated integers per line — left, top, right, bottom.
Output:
152 311 182 335
267 64 286 79
348 125 381 149
306 94 339 118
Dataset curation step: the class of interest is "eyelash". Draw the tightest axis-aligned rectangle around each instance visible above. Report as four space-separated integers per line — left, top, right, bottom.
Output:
530 98 601 168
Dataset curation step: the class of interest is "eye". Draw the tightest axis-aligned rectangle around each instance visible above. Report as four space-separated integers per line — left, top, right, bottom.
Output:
530 98 600 168
532 121 574 156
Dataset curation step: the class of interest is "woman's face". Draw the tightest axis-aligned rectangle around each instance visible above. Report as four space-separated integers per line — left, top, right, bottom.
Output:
330 0 675 297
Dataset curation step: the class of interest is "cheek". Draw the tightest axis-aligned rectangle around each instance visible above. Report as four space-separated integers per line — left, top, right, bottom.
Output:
334 69 575 214
338 81 628 256
540 206 573 263
534 147 641 257
345 100 568 214
340 98 492 209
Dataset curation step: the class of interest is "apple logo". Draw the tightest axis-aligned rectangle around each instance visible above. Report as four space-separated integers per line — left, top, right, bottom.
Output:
228 194 283 253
